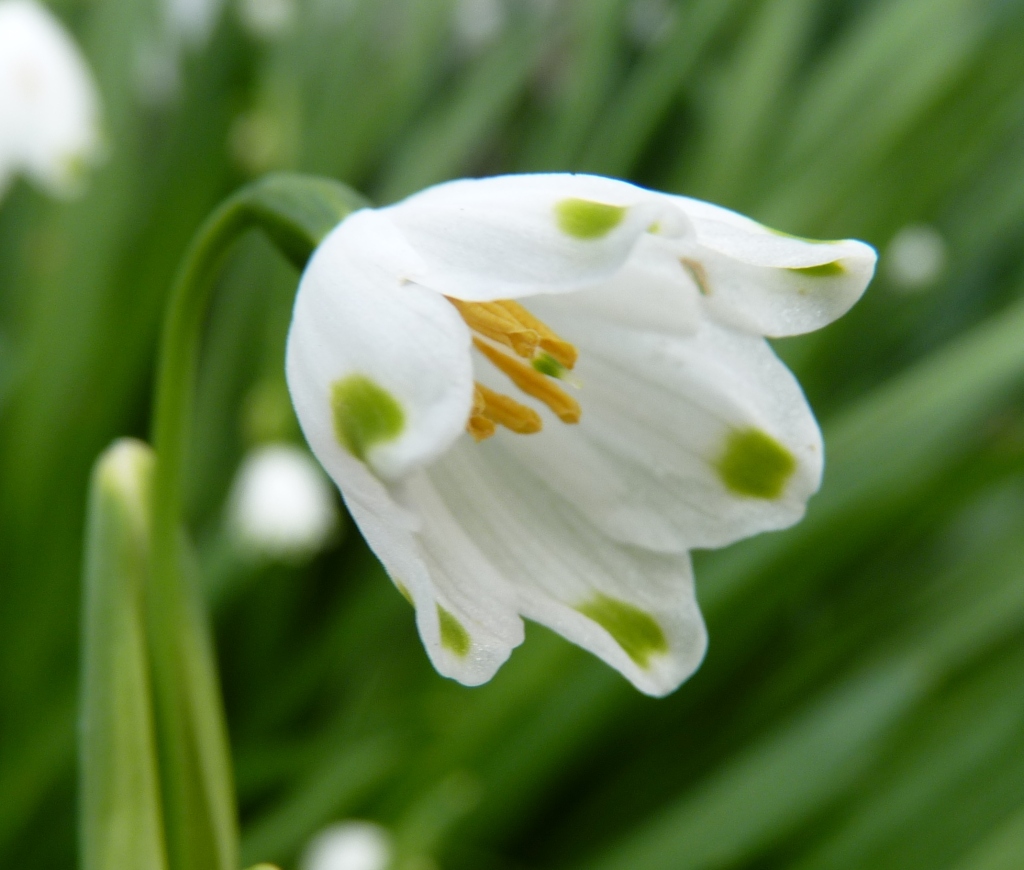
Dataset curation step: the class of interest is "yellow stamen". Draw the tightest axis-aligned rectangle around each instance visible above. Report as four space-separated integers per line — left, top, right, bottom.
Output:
474 382 542 434
474 339 581 424
494 300 578 369
466 386 496 441
467 414 496 441
448 298 539 358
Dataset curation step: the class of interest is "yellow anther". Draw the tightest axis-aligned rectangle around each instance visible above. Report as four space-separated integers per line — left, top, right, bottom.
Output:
494 300 578 369
467 414 496 441
471 383 487 417
474 339 581 424
474 382 542 434
448 298 539 358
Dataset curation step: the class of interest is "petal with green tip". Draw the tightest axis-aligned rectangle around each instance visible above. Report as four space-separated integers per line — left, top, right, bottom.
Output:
383 173 669 301
286 209 475 482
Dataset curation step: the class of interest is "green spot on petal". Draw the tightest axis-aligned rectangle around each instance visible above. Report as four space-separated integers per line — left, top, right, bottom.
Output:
787 261 845 278
717 428 796 500
555 198 627 239
330 375 404 462
531 352 567 379
438 605 470 657
577 594 668 668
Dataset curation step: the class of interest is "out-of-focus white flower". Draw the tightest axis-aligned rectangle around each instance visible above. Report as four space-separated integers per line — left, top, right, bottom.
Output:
0 0 101 197
228 443 339 562
884 223 947 291
300 821 393 870
133 0 222 105
164 0 222 49
238 0 294 38
453 0 505 52
286 173 876 696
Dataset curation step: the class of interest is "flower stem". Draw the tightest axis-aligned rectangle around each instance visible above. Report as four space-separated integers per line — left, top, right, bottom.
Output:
146 173 366 870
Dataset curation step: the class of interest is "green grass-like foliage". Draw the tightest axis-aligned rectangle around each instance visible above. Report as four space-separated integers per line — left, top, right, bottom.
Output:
2 1 1024 869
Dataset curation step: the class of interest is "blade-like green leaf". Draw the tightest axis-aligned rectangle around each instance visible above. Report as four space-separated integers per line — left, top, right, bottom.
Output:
79 439 167 870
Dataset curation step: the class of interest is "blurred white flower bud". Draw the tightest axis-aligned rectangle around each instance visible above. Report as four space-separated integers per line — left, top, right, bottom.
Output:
0 0 102 197
884 224 947 291
454 0 505 52
300 821 393 870
228 444 339 562
165 0 222 49
238 0 294 38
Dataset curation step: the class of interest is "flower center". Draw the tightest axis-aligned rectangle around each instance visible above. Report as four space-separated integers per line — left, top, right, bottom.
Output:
447 299 581 441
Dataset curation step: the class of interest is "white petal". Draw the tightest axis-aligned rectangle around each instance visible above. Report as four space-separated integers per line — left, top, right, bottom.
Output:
322 456 523 687
669 195 876 336
423 441 707 697
560 234 702 336
286 209 474 482
396 473 524 684
500 297 823 551
383 173 681 301
0 0 101 194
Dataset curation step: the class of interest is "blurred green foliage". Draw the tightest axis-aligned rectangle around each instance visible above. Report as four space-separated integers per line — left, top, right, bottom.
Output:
2 0 1024 867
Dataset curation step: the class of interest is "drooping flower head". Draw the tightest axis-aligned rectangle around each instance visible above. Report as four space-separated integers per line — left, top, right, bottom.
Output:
0 0 101 197
286 173 875 696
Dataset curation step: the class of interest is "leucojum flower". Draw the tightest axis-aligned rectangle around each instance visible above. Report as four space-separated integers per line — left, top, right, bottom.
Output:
0 0 101 198
286 173 876 696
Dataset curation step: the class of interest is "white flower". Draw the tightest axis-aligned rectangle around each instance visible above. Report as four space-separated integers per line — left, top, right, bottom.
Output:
228 444 339 562
238 0 294 39
300 821 393 870
454 0 506 52
884 223 947 291
0 0 101 197
285 173 876 696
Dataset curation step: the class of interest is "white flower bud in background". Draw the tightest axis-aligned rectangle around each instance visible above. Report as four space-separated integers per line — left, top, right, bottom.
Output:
227 444 339 562
238 0 295 39
300 821 393 870
0 0 101 198
884 223 948 291
164 0 222 49
453 0 505 53
134 0 222 106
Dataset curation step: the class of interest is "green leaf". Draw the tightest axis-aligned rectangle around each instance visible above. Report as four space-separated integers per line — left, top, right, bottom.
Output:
578 0 746 176
952 807 1024 870
79 439 167 870
587 660 924 870
148 533 240 870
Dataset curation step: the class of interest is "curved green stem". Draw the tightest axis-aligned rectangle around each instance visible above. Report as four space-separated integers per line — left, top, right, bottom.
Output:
146 172 366 870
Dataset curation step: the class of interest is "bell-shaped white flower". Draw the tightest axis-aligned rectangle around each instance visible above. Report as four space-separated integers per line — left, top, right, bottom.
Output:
300 821 393 870
227 443 339 562
0 0 101 197
285 173 876 696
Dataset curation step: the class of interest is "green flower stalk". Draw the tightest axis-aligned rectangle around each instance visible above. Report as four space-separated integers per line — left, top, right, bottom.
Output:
78 173 366 870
